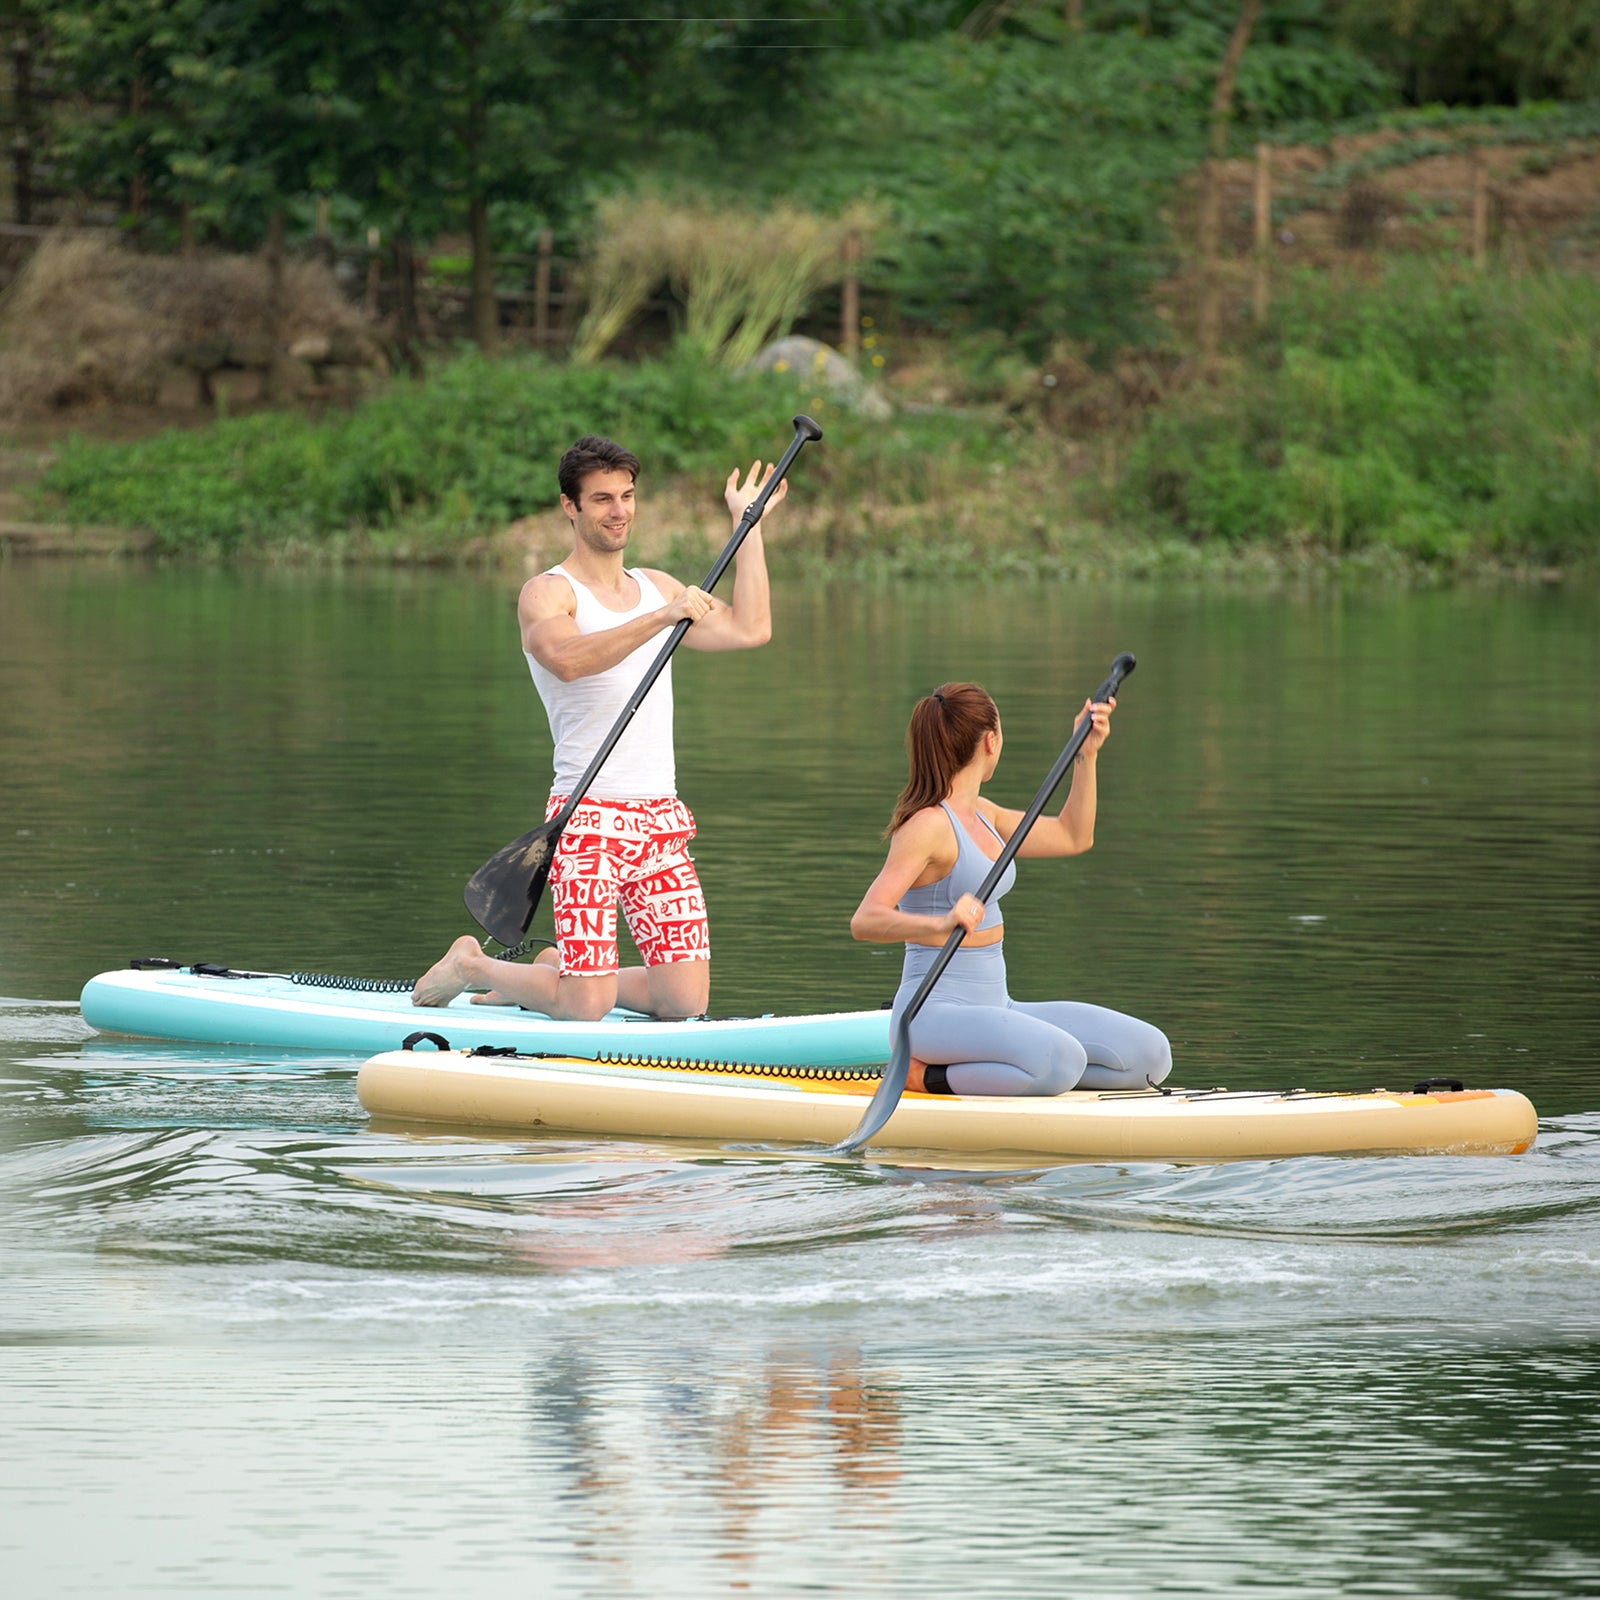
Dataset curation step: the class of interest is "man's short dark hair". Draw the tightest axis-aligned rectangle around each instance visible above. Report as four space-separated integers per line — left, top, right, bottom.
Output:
558 436 641 503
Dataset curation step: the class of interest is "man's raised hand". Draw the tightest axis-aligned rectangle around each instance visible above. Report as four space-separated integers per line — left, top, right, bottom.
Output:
725 459 789 523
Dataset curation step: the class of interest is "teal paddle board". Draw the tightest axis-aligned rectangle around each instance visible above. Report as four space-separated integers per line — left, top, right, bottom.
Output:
80 963 890 1066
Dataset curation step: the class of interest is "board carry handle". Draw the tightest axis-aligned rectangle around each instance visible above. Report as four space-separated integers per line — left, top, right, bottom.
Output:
402 1031 453 1051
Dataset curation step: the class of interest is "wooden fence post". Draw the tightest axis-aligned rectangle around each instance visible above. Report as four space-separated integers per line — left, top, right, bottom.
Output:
1197 0 1262 368
1253 141 1271 322
1471 154 1489 268
312 194 333 267
129 76 150 219
393 235 418 363
263 207 287 399
10 33 34 225
535 227 552 345
841 231 861 361
365 226 381 315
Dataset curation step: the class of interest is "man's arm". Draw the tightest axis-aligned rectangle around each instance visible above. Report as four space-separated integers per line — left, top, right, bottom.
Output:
675 461 782 653
519 572 711 682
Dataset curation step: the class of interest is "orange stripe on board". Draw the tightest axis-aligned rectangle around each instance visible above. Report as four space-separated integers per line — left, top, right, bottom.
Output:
1391 1089 1497 1104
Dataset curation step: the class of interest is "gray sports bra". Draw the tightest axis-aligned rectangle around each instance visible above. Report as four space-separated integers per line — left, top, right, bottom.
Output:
897 802 1016 935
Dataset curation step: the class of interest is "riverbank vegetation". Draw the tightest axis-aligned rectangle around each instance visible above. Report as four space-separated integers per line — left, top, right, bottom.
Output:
4 1 1598 577
1112 259 1600 568
29 252 1597 576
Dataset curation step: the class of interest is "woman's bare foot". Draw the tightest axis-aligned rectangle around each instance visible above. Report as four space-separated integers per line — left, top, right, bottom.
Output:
469 990 515 1007
412 935 482 1007
907 1058 929 1093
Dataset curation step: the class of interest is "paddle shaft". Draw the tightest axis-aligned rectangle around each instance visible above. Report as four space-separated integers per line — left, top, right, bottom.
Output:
544 415 821 842
835 651 1137 1155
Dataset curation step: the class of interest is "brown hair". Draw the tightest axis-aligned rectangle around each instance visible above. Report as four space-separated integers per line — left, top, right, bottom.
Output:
558 435 641 504
887 682 999 834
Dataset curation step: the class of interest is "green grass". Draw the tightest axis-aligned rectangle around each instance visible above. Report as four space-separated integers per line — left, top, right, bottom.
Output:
33 263 1600 579
32 345 1036 559
35 350 833 554
1112 259 1600 568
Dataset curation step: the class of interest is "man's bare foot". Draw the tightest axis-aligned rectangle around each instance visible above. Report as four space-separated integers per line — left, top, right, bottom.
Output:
412 935 481 1007
907 1058 930 1093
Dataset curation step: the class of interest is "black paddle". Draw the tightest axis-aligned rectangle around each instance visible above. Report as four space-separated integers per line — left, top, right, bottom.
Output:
834 652 1137 1155
463 414 824 947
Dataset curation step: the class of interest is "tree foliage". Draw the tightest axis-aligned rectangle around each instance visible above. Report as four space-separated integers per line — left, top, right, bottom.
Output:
21 0 926 246
1338 0 1600 105
670 22 1390 354
11 0 1595 360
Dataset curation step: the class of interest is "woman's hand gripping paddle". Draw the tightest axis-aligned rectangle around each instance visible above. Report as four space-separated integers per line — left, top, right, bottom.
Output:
463 415 824 948
833 652 1137 1156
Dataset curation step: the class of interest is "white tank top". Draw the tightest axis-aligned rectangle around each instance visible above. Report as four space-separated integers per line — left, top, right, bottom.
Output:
525 565 677 800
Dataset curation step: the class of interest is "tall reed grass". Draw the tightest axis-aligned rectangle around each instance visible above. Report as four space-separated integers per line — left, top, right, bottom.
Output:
570 193 874 368
567 196 676 367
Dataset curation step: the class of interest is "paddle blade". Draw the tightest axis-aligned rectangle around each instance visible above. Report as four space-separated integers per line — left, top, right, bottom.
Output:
462 821 560 946
834 1023 914 1155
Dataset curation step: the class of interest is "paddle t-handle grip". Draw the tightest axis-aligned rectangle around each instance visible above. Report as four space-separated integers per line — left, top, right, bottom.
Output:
1093 652 1136 706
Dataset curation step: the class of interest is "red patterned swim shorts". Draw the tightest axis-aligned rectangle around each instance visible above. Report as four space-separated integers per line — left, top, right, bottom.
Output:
545 794 708 977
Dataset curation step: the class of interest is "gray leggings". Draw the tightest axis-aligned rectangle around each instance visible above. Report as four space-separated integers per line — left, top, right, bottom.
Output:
893 941 1172 1097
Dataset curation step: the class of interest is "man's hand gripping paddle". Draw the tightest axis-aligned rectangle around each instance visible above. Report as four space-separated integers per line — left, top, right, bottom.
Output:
834 652 1137 1156
463 415 823 948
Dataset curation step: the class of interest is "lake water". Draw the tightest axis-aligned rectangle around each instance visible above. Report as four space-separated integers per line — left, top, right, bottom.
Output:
2 562 1597 1597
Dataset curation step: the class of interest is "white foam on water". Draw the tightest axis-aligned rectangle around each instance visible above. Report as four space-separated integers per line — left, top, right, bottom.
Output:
0 1003 94 1044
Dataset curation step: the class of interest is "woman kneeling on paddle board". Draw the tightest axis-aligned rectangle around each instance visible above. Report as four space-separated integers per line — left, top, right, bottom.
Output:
850 683 1170 1097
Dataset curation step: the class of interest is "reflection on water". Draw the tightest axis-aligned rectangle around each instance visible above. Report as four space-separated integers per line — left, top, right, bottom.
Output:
527 1343 900 1589
3 1036 1599 1596
2 1334 1597 1598
2 569 1598 1596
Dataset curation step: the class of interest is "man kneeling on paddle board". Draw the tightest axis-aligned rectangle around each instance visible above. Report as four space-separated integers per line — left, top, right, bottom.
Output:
414 433 786 1021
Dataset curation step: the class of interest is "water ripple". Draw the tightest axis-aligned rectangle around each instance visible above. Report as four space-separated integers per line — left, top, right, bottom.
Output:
2 1110 1596 1354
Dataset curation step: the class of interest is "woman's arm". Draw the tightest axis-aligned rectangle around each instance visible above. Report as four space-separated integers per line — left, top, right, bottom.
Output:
851 811 980 945
982 697 1113 859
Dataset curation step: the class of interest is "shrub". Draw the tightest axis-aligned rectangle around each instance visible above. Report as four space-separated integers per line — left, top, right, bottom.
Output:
1114 258 1600 565
36 349 817 552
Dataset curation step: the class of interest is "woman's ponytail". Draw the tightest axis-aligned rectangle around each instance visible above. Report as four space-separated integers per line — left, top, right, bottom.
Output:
886 682 999 834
